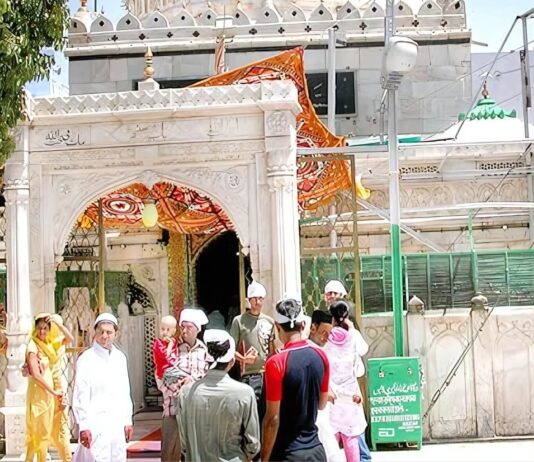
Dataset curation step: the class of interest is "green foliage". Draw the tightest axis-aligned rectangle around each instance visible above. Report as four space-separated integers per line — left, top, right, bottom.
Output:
0 0 68 165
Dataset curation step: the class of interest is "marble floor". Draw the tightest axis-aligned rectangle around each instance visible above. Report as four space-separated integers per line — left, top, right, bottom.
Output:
372 439 534 462
124 412 534 462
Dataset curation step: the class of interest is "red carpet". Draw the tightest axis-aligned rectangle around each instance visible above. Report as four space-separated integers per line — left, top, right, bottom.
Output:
127 428 162 454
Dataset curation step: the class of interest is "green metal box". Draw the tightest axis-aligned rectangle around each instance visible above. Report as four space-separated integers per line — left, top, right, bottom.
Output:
368 356 422 450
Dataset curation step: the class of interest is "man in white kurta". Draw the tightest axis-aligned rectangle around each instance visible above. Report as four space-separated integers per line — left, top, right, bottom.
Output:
73 313 133 462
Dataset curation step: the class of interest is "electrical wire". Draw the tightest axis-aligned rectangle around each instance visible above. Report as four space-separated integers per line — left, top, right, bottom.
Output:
422 293 502 422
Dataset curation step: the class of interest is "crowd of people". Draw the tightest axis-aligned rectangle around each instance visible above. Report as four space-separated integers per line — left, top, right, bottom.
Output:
23 279 371 462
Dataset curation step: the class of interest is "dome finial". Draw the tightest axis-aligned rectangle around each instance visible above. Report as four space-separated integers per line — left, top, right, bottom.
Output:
138 45 160 91
143 46 155 81
482 83 489 99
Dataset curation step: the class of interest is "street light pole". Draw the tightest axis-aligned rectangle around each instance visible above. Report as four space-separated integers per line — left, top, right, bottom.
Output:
385 0 404 356
327 27 336 133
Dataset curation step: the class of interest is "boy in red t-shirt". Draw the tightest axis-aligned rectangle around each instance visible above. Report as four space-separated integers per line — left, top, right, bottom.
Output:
153 315 178 382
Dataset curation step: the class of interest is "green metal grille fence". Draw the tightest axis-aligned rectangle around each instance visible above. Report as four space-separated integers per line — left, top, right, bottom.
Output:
301 250 534 314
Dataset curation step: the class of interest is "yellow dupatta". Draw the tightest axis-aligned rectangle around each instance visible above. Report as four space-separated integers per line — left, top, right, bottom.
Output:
31 314 59 366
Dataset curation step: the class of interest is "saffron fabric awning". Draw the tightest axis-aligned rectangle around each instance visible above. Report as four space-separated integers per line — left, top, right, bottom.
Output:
192 47 352 211
80 182 233 235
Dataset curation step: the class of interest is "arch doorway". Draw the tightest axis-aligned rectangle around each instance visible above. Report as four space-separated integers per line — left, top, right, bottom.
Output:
195 231 251 329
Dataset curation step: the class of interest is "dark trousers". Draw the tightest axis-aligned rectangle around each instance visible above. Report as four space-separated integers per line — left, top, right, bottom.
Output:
273 443 327 462
241 373 265 462
241 373 266 422
161 415 181 462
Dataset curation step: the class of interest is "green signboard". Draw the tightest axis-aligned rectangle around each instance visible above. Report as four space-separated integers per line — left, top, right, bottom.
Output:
368 356 423 450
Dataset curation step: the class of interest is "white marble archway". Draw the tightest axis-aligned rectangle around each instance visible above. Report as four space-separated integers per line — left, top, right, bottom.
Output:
2 81 301 457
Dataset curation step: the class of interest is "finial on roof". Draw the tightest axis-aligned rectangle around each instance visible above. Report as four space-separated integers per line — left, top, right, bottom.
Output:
138 46 160 92
143 46 155 80
100 6 105 14
79 0 87 12
482 83 489 99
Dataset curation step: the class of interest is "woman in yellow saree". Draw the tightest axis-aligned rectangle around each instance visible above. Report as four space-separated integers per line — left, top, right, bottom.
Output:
25 313 73 462
48 314 74 462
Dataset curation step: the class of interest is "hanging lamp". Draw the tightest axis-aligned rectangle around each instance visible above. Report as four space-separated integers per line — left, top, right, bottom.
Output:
141 198 158 228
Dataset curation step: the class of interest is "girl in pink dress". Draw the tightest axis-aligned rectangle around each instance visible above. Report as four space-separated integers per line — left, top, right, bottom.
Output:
325 300 369 462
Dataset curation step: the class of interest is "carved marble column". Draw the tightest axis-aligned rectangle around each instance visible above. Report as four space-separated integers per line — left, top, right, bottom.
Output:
470 300 497 437
405 296 429 438
1 128 33 458
266 145 301 304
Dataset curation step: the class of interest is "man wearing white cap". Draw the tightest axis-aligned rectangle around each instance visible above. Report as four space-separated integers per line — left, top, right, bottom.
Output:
175 308 210 384
178 329 260 462
73 313 133 462
324 280 348 305
230 281 275 418
157 308 210 459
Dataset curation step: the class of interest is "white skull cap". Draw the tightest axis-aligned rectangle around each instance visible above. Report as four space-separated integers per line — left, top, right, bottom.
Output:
247 281 266 299
94 312 118 328
204 329 235 364
179 308 209 331
324 280 347 297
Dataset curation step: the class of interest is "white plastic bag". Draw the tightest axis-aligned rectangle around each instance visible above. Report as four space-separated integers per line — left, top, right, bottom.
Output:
72 444 96 462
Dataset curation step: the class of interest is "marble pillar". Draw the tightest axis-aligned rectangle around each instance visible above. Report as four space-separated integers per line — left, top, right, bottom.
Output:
265 144 301 305
470 303 497 437
1 129 33 459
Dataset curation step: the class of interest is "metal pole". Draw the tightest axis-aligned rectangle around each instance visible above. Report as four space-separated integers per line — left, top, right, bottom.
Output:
385 0 404 356
238 242 246 314
467 212 479 294
520 16 531 138
520 16 534 241
97 199 106 312
327 27 336 134
350 155 363 328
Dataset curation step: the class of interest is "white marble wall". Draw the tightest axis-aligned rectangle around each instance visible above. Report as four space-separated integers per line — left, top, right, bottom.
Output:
68 42 471 137
398 305 534 440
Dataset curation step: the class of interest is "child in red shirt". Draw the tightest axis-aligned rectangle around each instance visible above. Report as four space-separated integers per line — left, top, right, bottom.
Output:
153 315 178 382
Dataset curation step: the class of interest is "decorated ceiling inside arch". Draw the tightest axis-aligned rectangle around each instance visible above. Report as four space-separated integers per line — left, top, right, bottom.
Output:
79 48 352 235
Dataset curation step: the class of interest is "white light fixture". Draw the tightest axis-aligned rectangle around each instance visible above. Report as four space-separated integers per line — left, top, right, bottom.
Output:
141 199 158 228
381 35 418 90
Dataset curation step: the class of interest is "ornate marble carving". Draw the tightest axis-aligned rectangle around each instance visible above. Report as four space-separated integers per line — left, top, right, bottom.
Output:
266 148 296 177
127 122 164 142
265 111 289 136
138 170 161 189
267 175 294 193
112 0 467 29
3 178 30 190
33 148 136 165
43 128 86 147
59 184 72 196
368 178 528 210
31 83 293 117
51 165 250 255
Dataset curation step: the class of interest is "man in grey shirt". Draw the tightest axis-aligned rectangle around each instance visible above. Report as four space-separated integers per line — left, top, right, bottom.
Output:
230 281 275 421
177 329 261 462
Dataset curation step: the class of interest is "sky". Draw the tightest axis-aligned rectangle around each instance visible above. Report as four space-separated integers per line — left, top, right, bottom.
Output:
467 0 534 52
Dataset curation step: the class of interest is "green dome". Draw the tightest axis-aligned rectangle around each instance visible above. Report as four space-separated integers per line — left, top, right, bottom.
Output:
458 97 517 122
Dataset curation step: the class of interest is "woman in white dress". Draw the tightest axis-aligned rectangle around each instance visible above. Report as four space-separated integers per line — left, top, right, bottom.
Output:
325 300 369 462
